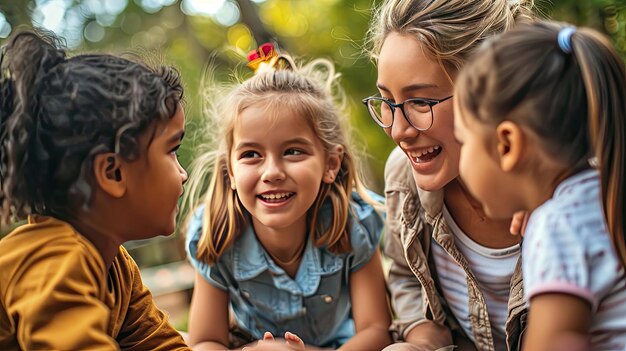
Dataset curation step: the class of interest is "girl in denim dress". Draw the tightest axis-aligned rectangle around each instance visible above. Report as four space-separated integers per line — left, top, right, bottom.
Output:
182 49 392 350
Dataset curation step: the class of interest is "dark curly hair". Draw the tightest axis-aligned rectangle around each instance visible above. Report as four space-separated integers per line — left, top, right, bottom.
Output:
0 30 184 226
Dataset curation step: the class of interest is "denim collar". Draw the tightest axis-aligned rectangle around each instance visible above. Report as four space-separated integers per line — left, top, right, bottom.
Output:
232 211 343 296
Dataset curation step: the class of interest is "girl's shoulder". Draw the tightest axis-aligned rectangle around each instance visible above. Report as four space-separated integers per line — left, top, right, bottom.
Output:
349 190 383 217
184 206 205 250
184 206 235 267
344 192 384 271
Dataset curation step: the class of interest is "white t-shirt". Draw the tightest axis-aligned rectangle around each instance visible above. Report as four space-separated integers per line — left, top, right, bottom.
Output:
524 170 626 350
431 206 520 351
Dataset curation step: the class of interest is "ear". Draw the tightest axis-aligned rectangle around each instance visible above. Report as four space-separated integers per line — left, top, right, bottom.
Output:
228 168 236 191
93 153 127 198
323 145 344 184
496 121 525 173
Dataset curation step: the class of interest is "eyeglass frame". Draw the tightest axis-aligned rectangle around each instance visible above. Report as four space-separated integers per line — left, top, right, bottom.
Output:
362 95 453 131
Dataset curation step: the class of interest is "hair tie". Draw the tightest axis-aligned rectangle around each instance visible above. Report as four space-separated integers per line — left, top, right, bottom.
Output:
557 26 576 54
246 42 290 74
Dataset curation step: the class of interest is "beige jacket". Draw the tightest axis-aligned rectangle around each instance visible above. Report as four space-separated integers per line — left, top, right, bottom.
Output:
384 147 527 351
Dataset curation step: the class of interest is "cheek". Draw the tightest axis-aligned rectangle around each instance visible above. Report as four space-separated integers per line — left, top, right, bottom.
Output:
458 143 484 187
457 146 472 183
232 166 251 189
431 106 459 146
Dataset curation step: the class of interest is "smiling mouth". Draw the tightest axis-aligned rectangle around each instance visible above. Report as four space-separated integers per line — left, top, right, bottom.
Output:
257 192 295 203
410 145 442 163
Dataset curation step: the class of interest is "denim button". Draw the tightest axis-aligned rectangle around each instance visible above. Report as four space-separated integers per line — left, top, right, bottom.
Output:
322 295 333 303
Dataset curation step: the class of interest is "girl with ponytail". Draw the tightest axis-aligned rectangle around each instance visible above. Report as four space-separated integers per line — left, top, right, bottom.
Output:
0 30 190 350
454 21 626 351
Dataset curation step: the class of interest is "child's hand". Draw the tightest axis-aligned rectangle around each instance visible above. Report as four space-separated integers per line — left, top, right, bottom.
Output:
242 331 305 351
262 331 275 342
284 331 305 350
510 211 530 236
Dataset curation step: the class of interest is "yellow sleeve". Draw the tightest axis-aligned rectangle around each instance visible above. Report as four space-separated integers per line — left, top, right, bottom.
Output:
6 242 118 350
116 248 191 351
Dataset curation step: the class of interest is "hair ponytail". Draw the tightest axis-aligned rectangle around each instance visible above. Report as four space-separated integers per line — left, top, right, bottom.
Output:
456 21 626 266
2 30 183 227
573 29 626 266
0 31 66 225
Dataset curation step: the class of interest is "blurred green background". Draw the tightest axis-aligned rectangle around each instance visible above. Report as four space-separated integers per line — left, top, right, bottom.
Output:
2 0 625 195
1 0 625 329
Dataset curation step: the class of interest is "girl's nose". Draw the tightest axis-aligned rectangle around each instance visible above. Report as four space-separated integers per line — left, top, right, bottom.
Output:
261 159 285 183
390 111 420 145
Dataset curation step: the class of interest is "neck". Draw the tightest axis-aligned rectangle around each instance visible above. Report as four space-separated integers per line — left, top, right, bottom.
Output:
444 178 520 249
66 211 123 269
521 163 579 212
252 217 308 264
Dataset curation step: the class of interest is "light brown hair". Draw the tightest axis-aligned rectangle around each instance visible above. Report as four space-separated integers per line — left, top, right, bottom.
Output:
183 57 379 265
367 0 535 73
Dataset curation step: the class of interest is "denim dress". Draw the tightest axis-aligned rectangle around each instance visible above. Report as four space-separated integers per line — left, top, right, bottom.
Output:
185 192 383 348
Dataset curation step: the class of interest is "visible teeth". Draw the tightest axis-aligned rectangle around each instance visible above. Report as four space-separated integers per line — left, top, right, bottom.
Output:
261 192 292 200
413 145 441 158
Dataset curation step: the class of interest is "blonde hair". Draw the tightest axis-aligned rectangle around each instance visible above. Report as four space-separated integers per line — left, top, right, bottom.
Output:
455 21 626 267
183 57 379 265
367 0 535 72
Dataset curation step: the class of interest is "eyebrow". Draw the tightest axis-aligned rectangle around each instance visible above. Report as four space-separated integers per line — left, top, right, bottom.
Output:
168 130 185 143
376 82 439 94
234 137 315 151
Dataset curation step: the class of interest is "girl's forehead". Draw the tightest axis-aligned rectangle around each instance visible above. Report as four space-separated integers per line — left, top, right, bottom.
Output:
236 99 312 125
230 104 320 146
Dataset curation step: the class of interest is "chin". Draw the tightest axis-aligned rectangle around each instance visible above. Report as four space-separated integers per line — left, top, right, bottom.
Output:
411 169 453 192
162 229 176 237
157 220 177 237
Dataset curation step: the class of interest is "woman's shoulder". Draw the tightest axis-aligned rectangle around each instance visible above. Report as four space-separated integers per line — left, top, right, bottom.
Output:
384 146 416 193
382 147 425 220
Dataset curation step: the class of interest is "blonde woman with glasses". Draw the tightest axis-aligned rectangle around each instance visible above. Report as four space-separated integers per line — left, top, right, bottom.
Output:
364 0 535 350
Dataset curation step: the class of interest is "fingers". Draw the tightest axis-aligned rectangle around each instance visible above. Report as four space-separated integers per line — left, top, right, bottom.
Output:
252 332 275 348
510 210 529 236
285 331 305 349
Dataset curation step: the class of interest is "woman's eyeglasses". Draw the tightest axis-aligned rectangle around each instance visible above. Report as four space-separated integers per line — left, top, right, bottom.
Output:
362 95 453 131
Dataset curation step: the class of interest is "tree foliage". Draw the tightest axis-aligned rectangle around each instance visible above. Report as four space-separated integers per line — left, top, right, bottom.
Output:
1 0 624 192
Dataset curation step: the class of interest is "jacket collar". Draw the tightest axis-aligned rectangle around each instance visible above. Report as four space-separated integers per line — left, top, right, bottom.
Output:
232 211 343 296
416 187 444 226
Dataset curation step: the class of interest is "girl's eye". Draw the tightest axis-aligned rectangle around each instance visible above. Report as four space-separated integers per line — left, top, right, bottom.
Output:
285 149 304 156
170 145 181 156
240 151 260 159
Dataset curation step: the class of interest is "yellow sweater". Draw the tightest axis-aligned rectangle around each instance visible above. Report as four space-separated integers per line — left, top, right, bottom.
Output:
0 216 191 350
